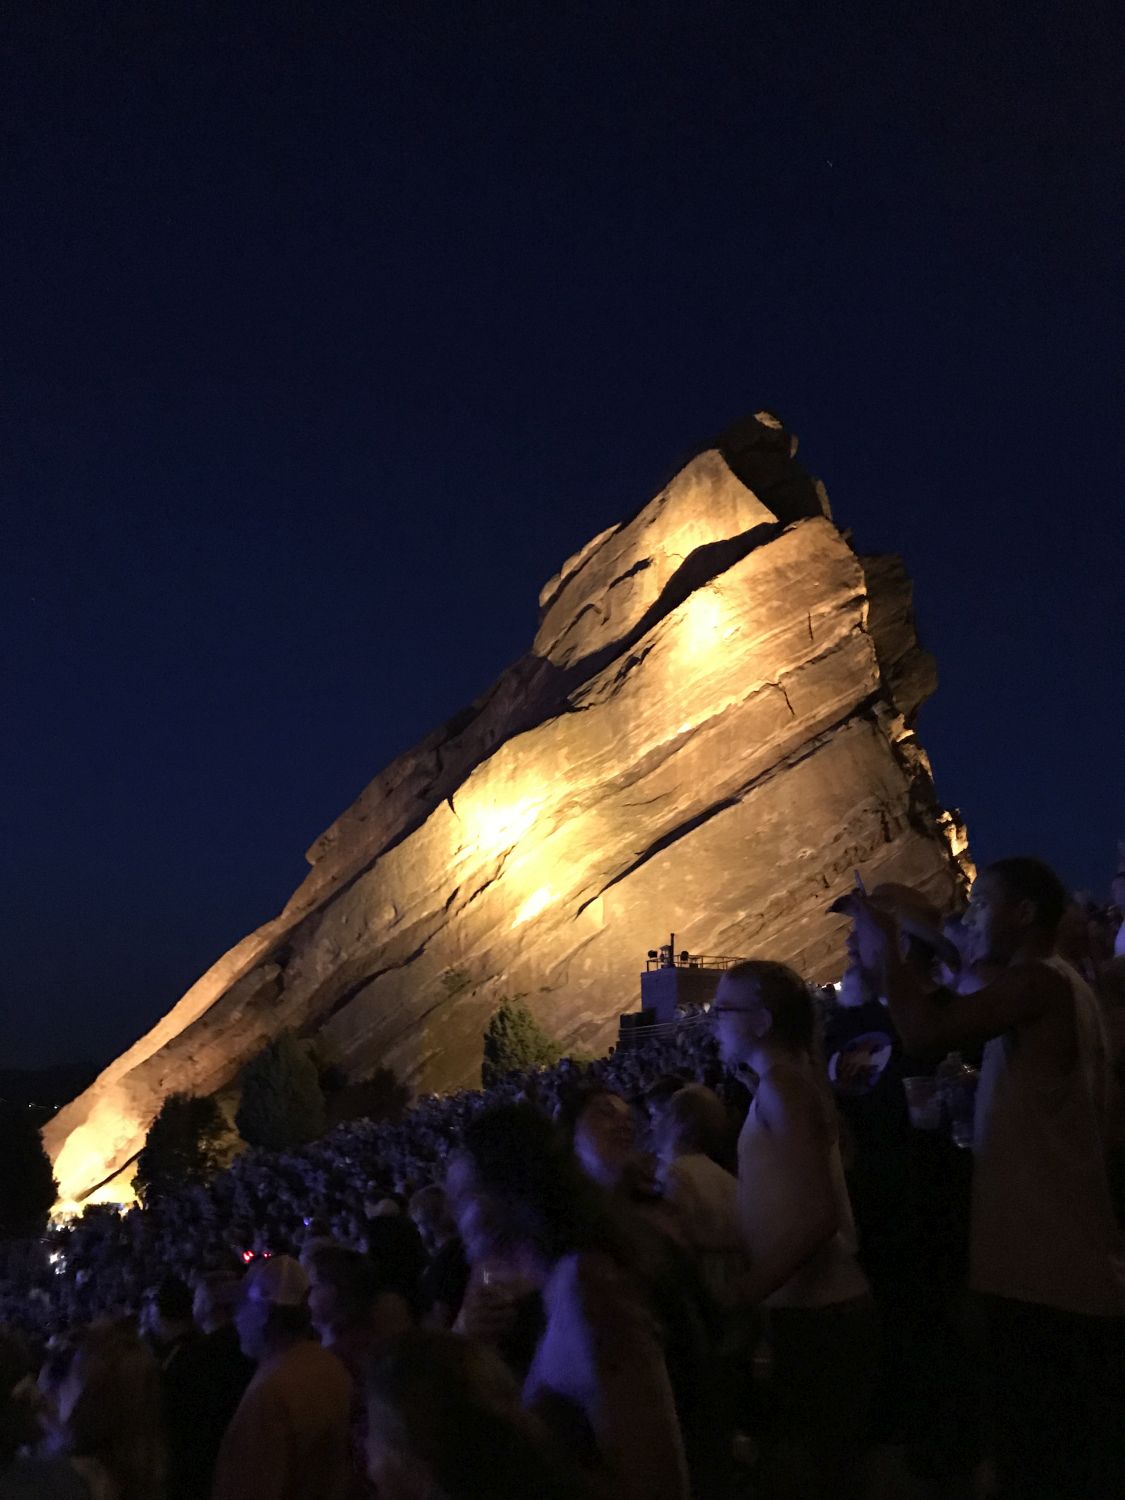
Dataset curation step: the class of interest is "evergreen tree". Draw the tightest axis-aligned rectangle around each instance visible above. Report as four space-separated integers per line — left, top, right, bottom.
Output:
132 1092 234 1206
235 1031 327 1150
481 997 560 1086
0 1105 57 1237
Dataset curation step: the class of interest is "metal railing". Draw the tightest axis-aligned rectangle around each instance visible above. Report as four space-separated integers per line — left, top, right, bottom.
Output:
616 1009 711 1048
643 952 745 972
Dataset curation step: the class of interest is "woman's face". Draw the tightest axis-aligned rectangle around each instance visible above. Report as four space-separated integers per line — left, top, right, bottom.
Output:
54 1359 82 1427
36 1365 60 1433
572 1093 636 1187
233 1291 271 1360
306 1271 340 1339
712 973 772 1065
444 1154 507 1266
409 1205 447 1257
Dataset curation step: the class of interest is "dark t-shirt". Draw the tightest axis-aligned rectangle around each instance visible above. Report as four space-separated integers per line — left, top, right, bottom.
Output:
162 1325 255 1500
824 999 972 1284
824 1000 918 1268
0 1457 90 1499
418 1237 470 1323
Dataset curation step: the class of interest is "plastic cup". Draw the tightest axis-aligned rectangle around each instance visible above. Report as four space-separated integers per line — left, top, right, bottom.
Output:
903 1076 942 1129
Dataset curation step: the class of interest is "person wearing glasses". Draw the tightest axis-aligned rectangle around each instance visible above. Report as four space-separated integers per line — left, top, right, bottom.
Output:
713 960 875 1500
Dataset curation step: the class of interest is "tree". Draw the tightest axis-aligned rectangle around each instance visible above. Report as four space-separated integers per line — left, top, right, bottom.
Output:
132 1092 235 1206
235 1031 327 1150
481 997 560 1087
0 1105 57 1238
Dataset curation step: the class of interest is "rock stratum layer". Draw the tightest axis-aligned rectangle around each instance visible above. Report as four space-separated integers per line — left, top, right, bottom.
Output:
46 413 970 1206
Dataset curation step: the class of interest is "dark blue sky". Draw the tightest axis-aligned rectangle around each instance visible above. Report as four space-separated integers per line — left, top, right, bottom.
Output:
3 2 1122 1070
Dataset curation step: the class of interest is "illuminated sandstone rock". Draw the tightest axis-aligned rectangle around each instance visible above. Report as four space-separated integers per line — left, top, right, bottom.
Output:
45 413 971 1205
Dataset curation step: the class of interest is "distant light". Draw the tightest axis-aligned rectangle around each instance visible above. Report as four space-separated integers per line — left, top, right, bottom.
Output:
513 886 553 928
458 793 542 860
679 588 735 657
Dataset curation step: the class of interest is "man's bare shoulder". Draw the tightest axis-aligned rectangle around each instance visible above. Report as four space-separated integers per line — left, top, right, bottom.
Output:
1000 959 1074 1024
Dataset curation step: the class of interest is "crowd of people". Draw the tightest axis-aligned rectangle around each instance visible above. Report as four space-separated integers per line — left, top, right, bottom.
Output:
0 854 1123 1499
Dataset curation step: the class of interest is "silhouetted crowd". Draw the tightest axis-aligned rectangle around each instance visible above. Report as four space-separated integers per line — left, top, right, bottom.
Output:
1 855 1123 1499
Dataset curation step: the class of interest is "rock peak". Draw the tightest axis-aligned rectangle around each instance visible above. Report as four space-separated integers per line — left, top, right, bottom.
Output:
45 415 969 1208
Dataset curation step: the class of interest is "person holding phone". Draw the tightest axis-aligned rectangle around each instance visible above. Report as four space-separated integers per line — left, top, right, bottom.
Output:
845 857 1125 1500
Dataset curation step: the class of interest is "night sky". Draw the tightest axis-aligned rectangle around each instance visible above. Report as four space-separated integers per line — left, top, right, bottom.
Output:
3 3 1122 1072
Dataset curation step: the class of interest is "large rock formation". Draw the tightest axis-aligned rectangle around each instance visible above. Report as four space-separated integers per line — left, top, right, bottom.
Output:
46 413 970 1207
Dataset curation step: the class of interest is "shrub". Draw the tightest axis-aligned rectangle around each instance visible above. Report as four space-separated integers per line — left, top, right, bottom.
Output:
235 1031 327 1150
0 1105 57 1237
133 1092 235 1206
481 997 560 1086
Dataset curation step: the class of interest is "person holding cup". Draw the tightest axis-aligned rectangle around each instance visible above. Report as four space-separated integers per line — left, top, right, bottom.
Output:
843 857 1125 1500
444 1105 698 1500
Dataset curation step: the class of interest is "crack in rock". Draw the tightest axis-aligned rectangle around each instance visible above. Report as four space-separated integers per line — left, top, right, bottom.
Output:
576 694 887 916
322 940 430 1022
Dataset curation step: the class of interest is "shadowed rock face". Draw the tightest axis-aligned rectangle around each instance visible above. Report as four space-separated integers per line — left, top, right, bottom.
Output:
45 413 970 1206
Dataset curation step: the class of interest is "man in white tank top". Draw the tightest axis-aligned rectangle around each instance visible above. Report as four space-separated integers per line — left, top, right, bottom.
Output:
847 856 1125 1500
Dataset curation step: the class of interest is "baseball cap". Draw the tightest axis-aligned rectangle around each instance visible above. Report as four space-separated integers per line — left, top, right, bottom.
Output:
242 1255 309 1308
